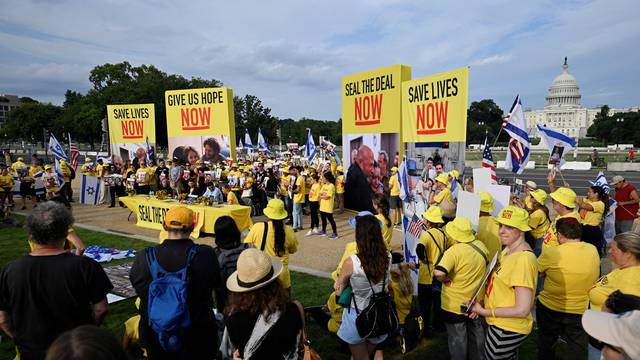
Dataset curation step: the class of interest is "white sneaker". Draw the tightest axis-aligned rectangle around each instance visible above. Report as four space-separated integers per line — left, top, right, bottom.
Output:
312 229 321 235
305 230 313 236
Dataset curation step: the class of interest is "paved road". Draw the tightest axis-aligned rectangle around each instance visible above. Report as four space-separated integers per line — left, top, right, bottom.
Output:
463 168 640 194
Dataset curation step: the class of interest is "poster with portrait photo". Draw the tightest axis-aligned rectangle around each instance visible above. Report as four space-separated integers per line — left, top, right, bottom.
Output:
548 145 565 165
342 132 400 212
168 135 230 167
110 142 153 169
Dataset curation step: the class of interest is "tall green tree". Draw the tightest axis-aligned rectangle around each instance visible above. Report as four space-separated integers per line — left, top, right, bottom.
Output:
1 103 62 145
234 95 279 146
466 99 506 145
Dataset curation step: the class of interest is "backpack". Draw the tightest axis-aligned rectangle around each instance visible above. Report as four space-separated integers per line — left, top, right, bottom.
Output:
354 272 399 339
215 243 251 283
401 303 424 354
146 245 199 352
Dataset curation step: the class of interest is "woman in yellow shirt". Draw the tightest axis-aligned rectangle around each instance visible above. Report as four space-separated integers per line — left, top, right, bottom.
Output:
222 184 239 205
335 165 345 214
244 199 298 291
470 206 538 359
319 172 338 239
0 163 15 209
388 167 402 225
589 232 640 311
527 189 551 256
576 185 608 256
372 193 392 250
305 174 321 236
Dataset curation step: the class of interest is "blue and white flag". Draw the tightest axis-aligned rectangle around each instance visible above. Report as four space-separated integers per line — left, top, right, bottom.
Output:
244 129 253 154
537 124 577 169
503 95 530 174
80 175 100 205
146 136 154 163
397 159 410 201
257 128 268 150
48 134 68 161
238 138 244 149
54 158 65 188
590 171 610 193
451 176 459 203
402 213 421 295
305 128 317 163
33 171 45 196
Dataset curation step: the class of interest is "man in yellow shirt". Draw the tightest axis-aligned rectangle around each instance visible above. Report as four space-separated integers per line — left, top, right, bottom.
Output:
0 163 14 211
59 160 73 202
10 156 26 176
434 217 489 359
81 158 96 176
537 217 600 359
477 192 501 261
388 166 402 226
429 174 453 206
335 165 345 213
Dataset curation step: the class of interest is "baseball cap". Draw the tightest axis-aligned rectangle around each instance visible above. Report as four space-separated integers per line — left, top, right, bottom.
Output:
611 175 625 186
496 205 531 231
17 157 24 161
421 206 444 224
444 217 475 243
163 206 195 230
391 166 398 173
479 191 494 213
582 310 640 360
550 187 577 208
348 211 382 229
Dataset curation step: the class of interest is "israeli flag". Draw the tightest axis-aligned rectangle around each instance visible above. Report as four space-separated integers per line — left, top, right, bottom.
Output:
257 128 268 150
537 124 577 169
305 128 317 163
244 129 253 154
503 95 530 174
589 171 610 193
146 136 154 163
397 159 410 201
238 138 244 149
48 134 68 161
451 176 459 203
54 158 65 188
33 171 45 196
80 175 100 205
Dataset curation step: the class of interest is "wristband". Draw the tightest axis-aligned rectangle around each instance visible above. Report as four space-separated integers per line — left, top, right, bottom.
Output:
491 308 496 318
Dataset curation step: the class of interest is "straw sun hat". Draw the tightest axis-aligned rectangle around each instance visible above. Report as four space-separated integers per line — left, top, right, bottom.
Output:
226 248 283 292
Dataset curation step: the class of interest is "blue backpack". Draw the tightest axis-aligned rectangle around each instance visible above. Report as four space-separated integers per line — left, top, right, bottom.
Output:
146 245 199 352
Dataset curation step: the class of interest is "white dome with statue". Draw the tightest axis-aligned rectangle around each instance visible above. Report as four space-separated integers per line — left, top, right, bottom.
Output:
544 57 581 109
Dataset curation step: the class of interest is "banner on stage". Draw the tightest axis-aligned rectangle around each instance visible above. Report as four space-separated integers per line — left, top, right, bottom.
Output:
107 104 156 168
341 65 411 212
401 67 469 142
134 202 204 238
165 87 236 165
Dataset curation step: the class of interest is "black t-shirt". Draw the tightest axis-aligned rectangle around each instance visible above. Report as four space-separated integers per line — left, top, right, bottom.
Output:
226 302 302 359
130 240 222 327
0 253 113 360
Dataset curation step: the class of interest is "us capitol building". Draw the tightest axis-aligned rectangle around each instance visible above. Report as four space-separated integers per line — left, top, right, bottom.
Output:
525 57 638 139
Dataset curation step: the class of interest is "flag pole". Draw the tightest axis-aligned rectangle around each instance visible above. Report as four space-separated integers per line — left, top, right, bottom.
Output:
491 127 504 149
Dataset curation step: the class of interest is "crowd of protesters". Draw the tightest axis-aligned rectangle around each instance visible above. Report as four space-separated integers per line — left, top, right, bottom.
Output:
0 149 640 360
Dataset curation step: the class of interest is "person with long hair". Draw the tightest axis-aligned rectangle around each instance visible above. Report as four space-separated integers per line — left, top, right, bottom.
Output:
225 248 303 358
244 199 298 292
372 193 392 250
334 215 391 360
319 171 338 239
46 325 128 360
537 217 600 359
469 206 538 359
577 185 609 255
527 189 551 256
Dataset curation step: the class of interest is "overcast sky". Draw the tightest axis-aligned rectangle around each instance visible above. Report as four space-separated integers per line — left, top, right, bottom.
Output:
1 0 638 119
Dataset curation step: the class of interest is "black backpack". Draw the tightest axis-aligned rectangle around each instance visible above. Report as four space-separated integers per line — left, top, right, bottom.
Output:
401 302 424 353
354 273 399 339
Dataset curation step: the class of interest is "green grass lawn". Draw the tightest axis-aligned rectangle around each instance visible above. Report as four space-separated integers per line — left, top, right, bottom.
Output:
0 218 552 359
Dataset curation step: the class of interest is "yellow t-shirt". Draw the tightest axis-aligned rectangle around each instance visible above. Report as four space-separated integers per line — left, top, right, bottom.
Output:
538 242 600 314
81 164 95 176
244 221 299 288
319 183 335 213
529 208 550 239
29 166 43 178
60 163 71 182
227 191 239 205
581 199 604 227
244 176 254 190
0 174 14 189
477 216 501 262
293 176 305 204
391 280 413 325
280 175 289 195
589 265 640 311
434 188 453 204
389 174 400 197
418 228 447 285
10 161 26 176
375 213 392 250
309 183 321 202
305 177 313 195
336 175 345 194
484 249 537 334
332 242 357 280
148 166 158 184
543 211 581 248
95 164 104 177
524 196 533 211
135 168 150 186
437 240 489 315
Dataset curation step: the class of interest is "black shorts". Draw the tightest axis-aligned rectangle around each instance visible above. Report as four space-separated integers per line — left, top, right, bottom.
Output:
390 196 402 209
19 182 33 196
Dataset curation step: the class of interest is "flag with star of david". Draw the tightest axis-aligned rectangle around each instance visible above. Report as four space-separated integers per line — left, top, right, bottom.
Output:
80 175 100 205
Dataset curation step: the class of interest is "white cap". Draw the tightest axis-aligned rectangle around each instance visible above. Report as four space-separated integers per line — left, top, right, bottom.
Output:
582 310 640 359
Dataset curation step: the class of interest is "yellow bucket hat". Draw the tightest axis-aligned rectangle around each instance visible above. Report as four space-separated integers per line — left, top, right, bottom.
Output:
435 174 449 185
337 165 344 173
85 157 92 162
479 191 494 213
496 205 531 231
550 187 576 208
530 189 547 205
444 217 475 243
448 169 460 179
391 166 398 173
263 199 288 220
421 206 444 224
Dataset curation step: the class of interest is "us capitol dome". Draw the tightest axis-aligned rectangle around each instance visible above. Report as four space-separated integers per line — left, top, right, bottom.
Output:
525 57 637 140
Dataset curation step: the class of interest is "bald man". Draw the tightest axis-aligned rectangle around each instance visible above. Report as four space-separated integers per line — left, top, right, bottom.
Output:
345 145 376 212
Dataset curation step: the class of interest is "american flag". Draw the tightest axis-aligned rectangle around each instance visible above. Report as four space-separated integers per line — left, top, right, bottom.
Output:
69 133 80 171
482 137 498 183
406 213 423 239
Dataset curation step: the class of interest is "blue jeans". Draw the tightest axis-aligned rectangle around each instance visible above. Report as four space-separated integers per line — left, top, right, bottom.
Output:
293 202 303 229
